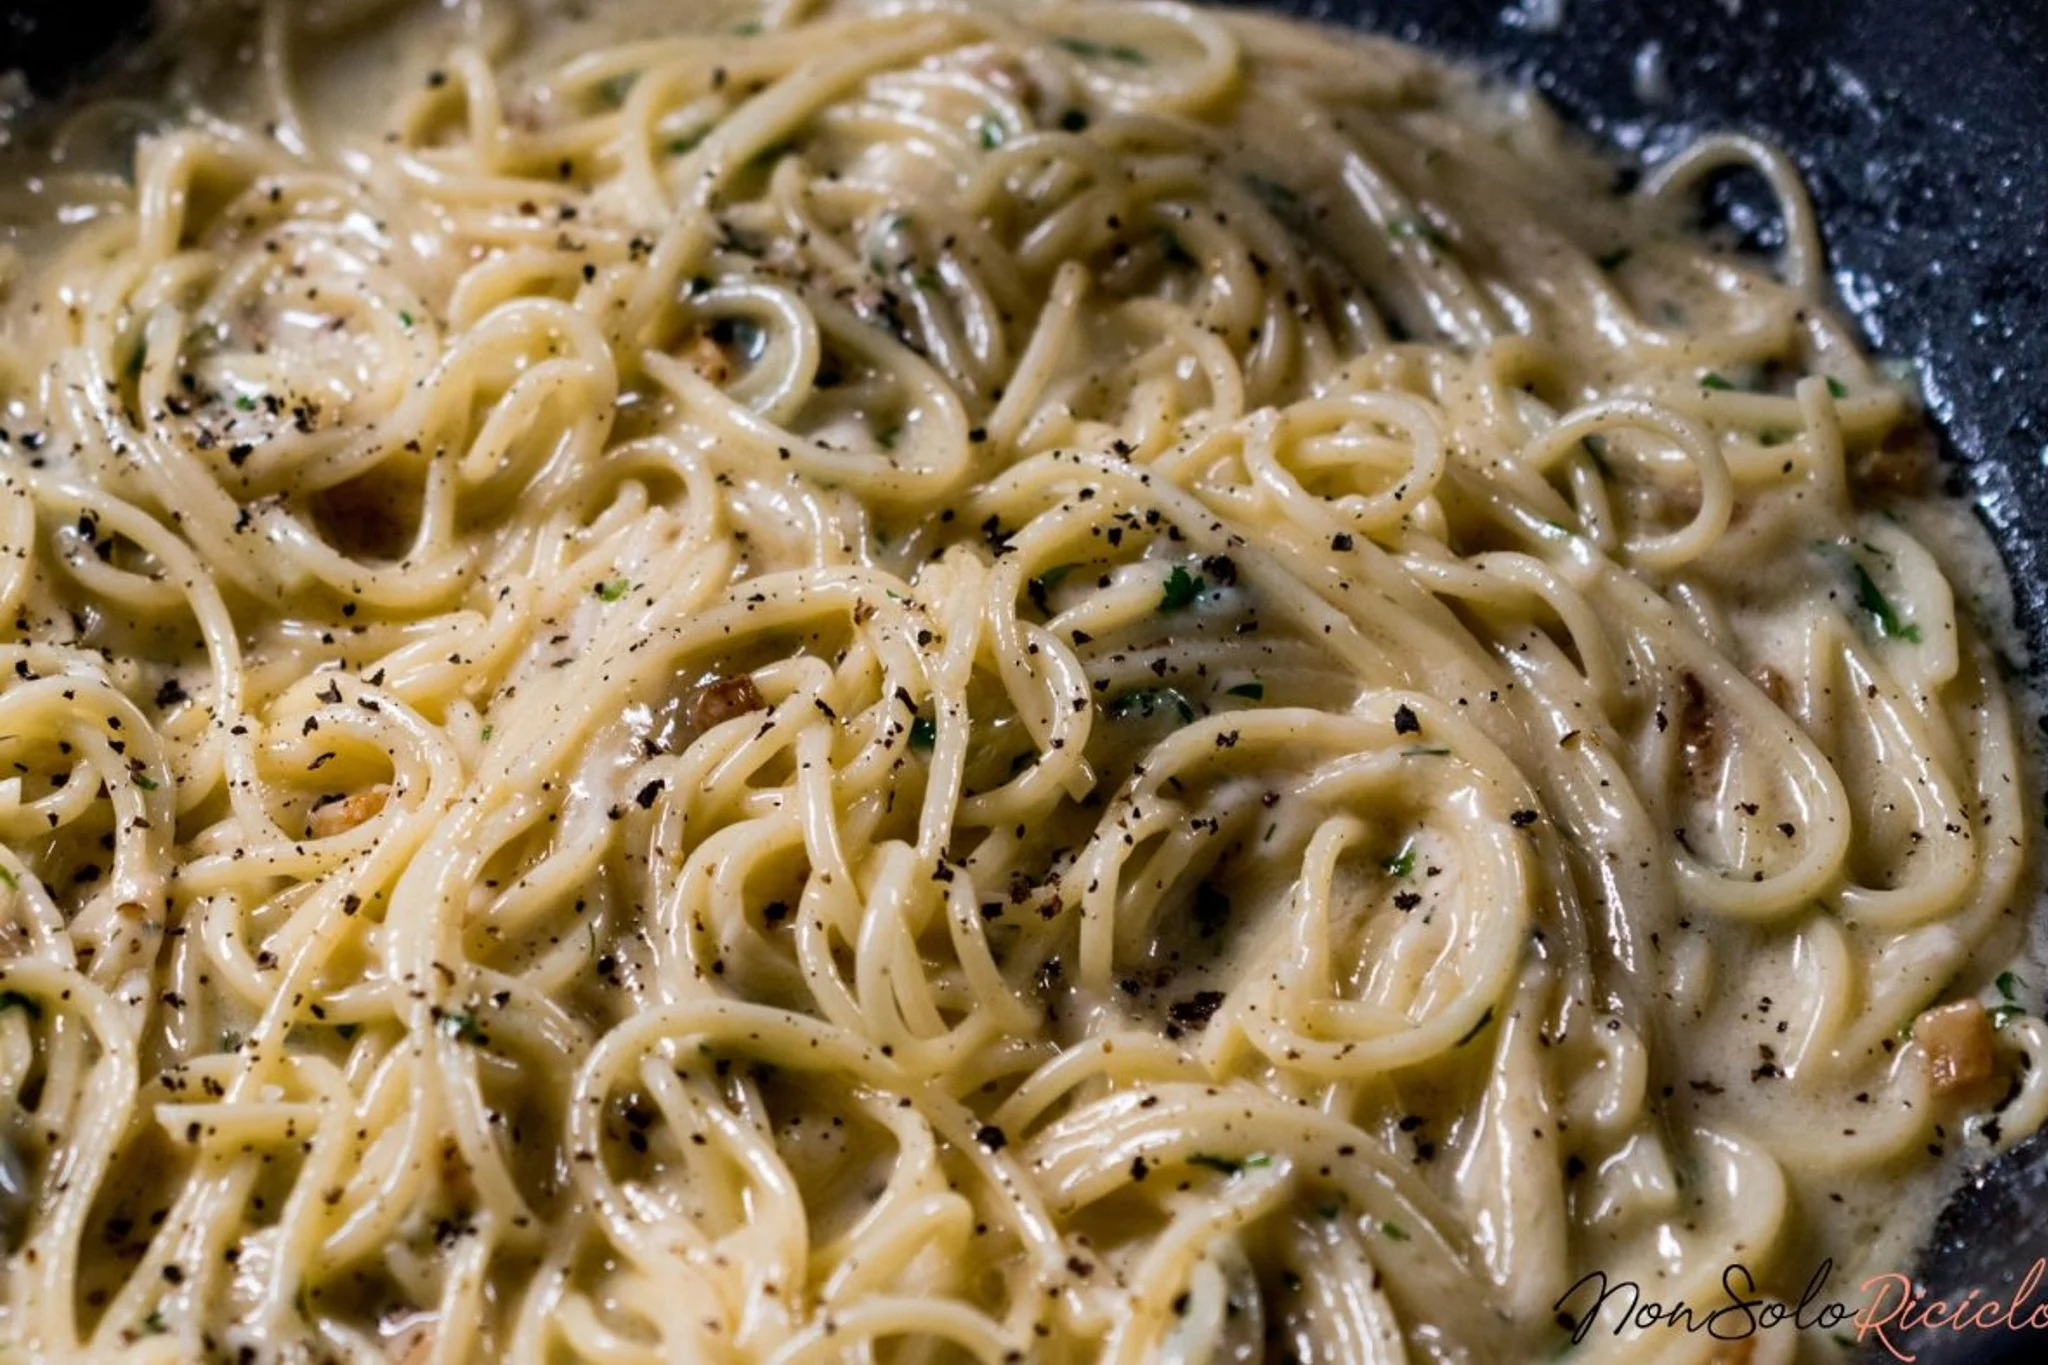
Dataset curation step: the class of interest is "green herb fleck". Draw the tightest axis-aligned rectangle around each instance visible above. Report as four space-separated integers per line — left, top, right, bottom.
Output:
1826 377 1849 400
1242 1153 1273 1169
1244 173 1301 213
1108 688 1195 724
1159 565 1205 612
440 1010 487 1045
1759 428 1796 447
1994 971 2030 1028
974 117 1006 150
0 990 40 1019
1380 1219 1409 1241
1189 1153 1243 1175
134 772 159 792
234 394 257 412
398 310 414 329
1225 681 1264 701
1383 840 1417 879
909 714 937 751
1389 218 1448 249
480 725 494 741
1844 555 1921 643
142 1309 167 1335
596 579 630 602
0 866 15 890
1700 373 1737 391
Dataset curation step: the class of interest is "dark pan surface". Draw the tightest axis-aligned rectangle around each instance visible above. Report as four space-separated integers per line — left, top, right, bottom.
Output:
5 2 2047 1360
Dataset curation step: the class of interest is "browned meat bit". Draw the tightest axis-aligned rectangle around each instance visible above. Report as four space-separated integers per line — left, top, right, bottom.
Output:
1915 1000 1995 1096
1852 424 1938 496
1678 671 1721 768
390 1320 436 1365
307 785 390 839
679 330 730 385
960 47 1037 105
682 675 764 738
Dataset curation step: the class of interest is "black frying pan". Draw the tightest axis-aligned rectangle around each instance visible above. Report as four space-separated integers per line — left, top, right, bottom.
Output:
4 1 2044 1361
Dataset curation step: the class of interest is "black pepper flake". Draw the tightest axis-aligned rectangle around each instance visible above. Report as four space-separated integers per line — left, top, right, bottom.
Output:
1509 809 1539 827
635 780 664 810
976 1124 1007 1151
1167 991 1226 1029
1392 704 1420 735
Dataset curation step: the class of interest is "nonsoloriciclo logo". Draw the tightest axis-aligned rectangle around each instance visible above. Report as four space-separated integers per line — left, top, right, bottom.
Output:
1553 1259 2048 1361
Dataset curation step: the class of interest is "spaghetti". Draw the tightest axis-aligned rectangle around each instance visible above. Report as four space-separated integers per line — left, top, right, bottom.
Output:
0 1 2039 1361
